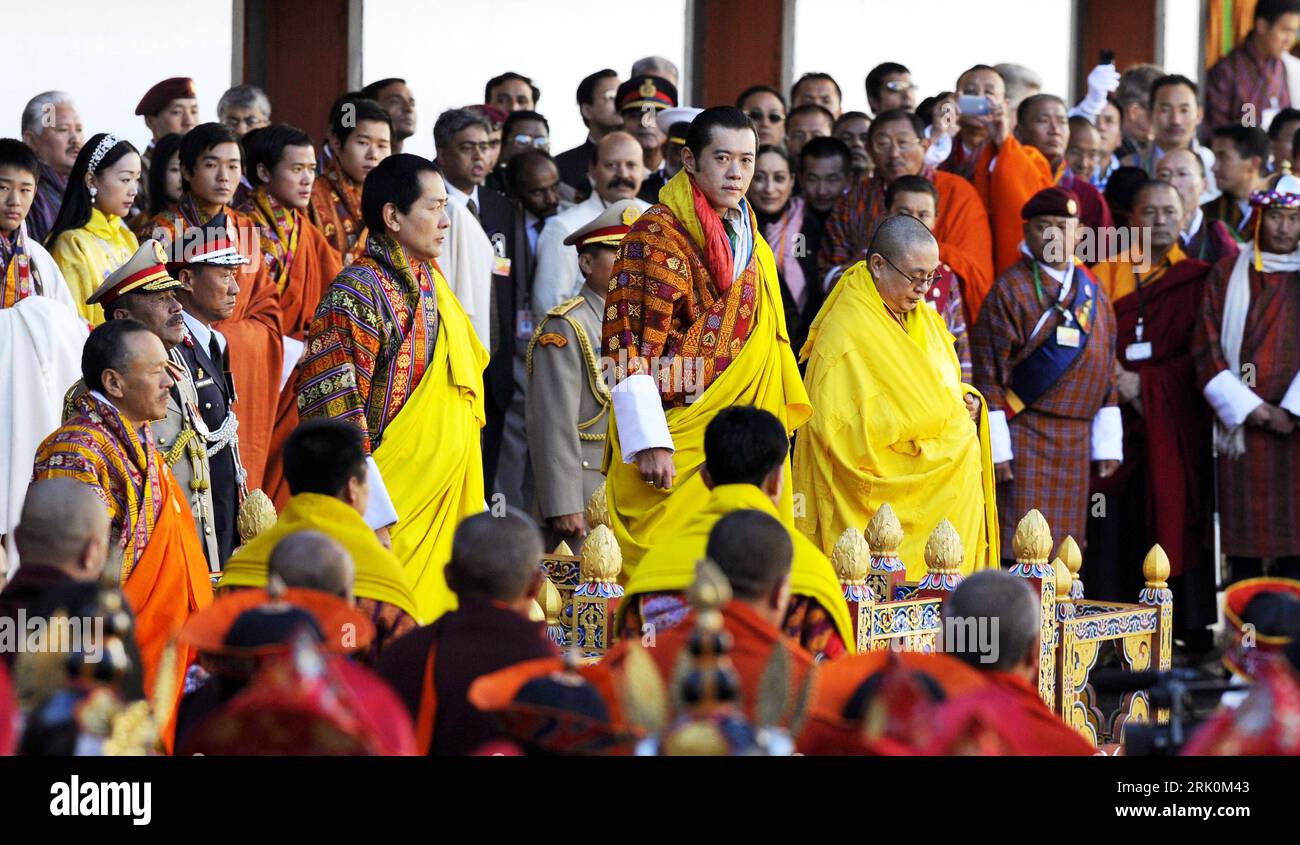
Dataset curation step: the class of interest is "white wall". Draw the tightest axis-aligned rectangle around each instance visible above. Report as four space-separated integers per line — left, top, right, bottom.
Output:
362 0 688 159
792 0 1075 114
4 0 232 152
1159 0 1203 81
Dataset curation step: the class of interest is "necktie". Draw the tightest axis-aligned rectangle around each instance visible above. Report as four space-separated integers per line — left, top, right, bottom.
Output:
467 197 480 222
209 334 223 371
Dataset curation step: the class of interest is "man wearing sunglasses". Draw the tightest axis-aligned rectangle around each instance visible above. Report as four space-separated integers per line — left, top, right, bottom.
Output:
794 213 997 578
866 62 917 116
487 110 550 194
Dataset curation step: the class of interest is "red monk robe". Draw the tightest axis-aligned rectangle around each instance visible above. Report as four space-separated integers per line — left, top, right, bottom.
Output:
242 188 344 507
1088 251 1216 616
818 168 995 319
144 199 284 490
971 137 1113 276
33 392 214 752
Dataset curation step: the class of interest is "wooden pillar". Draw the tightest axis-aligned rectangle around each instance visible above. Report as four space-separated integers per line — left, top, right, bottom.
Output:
1075 0 1159 93
691 0 787 107
243 0 352 139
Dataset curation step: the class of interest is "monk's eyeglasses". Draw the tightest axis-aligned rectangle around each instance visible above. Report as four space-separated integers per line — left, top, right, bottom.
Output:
878 252 939 289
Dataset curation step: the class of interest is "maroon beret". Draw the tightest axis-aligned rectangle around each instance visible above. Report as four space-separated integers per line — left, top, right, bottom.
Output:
135 77 197 117
466 103 508 128
1021 185 1080 220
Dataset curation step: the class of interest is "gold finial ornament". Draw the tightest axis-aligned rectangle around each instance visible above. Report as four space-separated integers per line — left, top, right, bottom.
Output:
1052 557 1073 598
1057 535 1084 597
1284 158 1294 176
585 481 610 530
551 540 574 557
538 577 563 625
237 488 277 543
1142 544 1171 587
1011 509 1053 564
687 558 733 615
924 520 964 574
865 503 903 555
832 527 870 585
580 524 622 585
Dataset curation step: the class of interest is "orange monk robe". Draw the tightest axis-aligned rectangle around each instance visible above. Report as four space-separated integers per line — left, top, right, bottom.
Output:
576 601 815 730
257 215 343 507
931 171 996 321
970 137 1057 279
977 670 1095 755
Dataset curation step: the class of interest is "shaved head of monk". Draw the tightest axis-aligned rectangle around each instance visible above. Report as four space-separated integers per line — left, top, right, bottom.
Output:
866 213 941 315
14 478 110 582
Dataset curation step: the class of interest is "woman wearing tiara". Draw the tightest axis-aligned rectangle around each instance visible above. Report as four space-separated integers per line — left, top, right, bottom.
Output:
46 132 141 325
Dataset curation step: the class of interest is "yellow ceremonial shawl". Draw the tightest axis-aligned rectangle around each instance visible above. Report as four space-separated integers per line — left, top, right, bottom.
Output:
373 266 489 622
218 492 419 620
618 483 854 650
792 262 998 579
604 174 812 578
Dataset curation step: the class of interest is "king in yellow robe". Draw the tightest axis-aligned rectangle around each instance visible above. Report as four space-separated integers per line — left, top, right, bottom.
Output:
601 169 811 578
792 261 998 578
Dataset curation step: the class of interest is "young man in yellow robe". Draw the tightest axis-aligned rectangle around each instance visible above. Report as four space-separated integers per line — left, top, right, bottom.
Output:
620 406 853 658
297 154 488 623
219 418 420 659
601 107 811 576
793 214 998 577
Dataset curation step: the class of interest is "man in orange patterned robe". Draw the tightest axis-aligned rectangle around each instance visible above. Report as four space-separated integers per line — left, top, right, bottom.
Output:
240 124 344 507
601 107 810 576
308 97 393 266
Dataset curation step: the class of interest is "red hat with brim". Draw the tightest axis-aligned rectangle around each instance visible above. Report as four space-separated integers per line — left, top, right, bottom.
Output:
1021 185 1080 220
1223 577 1300 680
136 77 197 117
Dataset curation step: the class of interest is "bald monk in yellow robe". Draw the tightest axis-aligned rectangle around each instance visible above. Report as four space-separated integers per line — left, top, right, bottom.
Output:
793 216 998 578
601 108 810 577
619 406 853 658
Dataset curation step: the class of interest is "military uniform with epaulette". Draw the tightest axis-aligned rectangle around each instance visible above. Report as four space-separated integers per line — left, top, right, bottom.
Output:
526 293 610 528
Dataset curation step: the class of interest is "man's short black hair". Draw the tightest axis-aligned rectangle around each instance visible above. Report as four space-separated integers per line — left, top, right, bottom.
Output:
786 103 835 130
885 173 940 212
179 122 240 175
506 147 556 196
503 109 549 138
82 319 151 394
486 72 540 106
799 135 851 174
242 123 314 184
684 106 757 158
736 84 787 111
866 108 927 147
706 510 793 603
359 77 406 101
1268 106 1300 139
0 138 40 179
1211 124 1272 175
1104 165 1156 218
1255 0 1300 25
703 406 788 487
791 72 843 105
283 419 368 498
328 95 393 144
361 153 439 233
866 62 910 103
1148 74 1199 110
576 68 617 106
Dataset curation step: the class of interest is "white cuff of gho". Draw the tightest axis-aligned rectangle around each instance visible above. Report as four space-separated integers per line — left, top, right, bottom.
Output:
612 373 674 462
988 410 1013 464
1280 371 1300 418
280 336 305 391
1203 370 1265 429
1090 405 1124 462
363 456 399 529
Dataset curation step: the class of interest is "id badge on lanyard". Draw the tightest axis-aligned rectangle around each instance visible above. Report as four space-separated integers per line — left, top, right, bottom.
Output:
1126 318 1152 361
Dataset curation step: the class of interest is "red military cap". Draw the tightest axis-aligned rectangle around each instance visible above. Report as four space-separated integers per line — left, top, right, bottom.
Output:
1021 185 1080 220
135 77 197 117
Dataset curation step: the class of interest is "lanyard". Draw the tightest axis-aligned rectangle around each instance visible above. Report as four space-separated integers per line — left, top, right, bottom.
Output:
1031 261 1074 321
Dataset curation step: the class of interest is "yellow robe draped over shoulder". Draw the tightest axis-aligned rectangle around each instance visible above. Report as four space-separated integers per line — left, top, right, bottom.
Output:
792 262 998 579
218 492 419 620
48 208 139 326
617 483 854 650
372 266 489 622
604 175 812 579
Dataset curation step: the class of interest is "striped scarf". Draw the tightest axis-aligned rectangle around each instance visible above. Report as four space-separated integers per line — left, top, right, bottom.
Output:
250 186 300 293
0 223 40 308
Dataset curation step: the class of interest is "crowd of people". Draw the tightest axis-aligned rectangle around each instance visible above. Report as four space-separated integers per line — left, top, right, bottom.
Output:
2 1 1300 756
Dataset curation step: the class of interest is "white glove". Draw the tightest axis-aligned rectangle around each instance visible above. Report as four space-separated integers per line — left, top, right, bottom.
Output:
1070 64 1121 121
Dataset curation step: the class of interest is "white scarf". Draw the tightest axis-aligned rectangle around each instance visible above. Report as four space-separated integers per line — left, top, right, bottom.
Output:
1217 246 1300 456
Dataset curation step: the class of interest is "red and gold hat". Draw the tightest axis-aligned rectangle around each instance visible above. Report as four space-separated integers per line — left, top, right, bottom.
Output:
563 199 644 250
164 211 250 272
1021 185 1080 220
616 75 678 113
86 239 186 309
1223 577 1300 680
135 77 197 117
180 587 374 663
